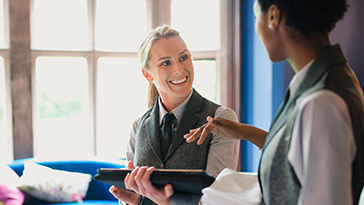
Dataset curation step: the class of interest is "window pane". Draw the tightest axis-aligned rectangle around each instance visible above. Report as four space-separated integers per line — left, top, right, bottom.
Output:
0 56 11 163
34 57 92 159
171 0 220 51
193 60 217 102
32 0 89 50
96 58 148 158
95 0 148 52
0 0 7 48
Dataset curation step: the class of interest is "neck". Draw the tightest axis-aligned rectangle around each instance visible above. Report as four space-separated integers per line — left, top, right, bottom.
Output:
160 91 191 112
287 33 332 73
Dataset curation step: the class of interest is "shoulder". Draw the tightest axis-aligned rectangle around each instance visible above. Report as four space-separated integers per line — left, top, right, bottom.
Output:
298 89 349 116
295 89 353 136
215 106 239 122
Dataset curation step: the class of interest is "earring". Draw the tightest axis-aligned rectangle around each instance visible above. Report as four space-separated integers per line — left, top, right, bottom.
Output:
268 24 273 29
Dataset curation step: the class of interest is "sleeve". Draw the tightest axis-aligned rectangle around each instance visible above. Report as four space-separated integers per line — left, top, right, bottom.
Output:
288 90 356 205
126 118 141 163
206 106 240 178
170 192 202 205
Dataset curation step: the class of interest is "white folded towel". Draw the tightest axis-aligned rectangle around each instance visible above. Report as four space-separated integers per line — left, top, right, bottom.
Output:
201 168 262 205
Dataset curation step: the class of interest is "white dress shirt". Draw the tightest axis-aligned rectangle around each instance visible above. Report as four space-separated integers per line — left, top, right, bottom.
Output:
287 61 357 205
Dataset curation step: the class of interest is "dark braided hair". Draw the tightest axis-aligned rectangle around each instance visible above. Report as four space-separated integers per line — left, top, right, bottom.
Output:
258 0 348 38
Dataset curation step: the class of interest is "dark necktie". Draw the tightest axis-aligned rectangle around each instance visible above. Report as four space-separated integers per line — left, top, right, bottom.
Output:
160 113 176 159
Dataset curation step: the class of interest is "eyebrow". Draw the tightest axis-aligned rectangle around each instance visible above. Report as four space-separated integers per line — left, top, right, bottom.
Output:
157 49 189 62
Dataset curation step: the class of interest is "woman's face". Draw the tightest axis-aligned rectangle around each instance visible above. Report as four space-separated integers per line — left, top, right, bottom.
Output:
254 0 285 62
143 36 194 106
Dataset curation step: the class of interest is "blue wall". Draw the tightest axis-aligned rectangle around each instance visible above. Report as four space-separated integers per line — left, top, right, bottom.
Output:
240 0 285 172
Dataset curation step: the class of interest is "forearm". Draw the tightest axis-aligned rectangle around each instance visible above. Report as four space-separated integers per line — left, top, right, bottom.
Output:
241 124 267 149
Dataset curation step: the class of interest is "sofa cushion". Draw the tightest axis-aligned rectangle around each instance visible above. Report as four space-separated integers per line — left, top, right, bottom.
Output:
17 162 92 203
0 164 24 205
8 158 126 202
35 200 119 205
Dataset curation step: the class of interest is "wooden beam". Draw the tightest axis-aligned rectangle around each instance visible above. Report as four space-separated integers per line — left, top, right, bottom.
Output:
9 0 33 159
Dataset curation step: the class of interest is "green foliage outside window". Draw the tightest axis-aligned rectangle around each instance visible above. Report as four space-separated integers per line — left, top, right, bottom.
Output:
39 91 83 119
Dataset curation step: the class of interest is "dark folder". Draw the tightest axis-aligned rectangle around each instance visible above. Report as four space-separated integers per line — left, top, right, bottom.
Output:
94 168 215 195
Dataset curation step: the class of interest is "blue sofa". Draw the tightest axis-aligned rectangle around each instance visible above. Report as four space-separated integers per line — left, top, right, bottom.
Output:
8 158 125 205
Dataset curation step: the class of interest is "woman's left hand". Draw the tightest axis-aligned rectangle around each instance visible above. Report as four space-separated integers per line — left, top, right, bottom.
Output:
125 166 174 205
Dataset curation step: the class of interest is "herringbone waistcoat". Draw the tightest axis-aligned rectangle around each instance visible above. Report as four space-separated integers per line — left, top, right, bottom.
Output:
259 45 364 205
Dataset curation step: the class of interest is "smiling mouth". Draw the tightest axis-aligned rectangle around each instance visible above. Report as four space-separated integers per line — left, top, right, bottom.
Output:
170 77 187 84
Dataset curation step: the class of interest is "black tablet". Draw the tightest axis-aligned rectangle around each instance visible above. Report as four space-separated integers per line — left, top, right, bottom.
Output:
94 168 215 195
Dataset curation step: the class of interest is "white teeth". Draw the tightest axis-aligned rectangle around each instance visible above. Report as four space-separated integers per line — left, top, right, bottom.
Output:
171 77 187 84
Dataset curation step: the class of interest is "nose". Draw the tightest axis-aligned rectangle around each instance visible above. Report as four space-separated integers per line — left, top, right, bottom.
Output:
172 61 183 75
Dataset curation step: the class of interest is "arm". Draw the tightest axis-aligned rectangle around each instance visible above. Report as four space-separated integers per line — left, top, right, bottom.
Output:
126 118 141 163
184 114 267 149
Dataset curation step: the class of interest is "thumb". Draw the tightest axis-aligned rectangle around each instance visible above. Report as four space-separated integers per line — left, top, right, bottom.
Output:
164 184 174 197
127 161 135 169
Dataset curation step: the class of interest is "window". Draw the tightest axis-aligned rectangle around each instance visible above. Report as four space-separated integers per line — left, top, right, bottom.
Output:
8 0 239 160
0 0 11 163
34 57 92 158
0 57 10 163
32 0 89 51
0 0 7 49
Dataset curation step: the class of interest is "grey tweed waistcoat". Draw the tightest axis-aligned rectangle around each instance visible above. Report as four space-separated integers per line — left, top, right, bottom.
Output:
259 45 364 205
134 88 220 170
133 89 220 205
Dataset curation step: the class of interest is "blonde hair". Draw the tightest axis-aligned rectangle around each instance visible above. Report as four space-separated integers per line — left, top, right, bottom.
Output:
138 25 181 108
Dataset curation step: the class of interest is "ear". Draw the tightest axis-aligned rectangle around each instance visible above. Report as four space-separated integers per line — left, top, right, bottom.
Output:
267 4 281 30
142 69 153 82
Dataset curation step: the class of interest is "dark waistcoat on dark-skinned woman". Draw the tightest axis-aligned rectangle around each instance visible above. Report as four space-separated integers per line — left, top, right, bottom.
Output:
259 45 364 205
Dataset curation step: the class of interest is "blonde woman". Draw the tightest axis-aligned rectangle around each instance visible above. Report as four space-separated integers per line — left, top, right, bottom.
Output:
110 25 240 205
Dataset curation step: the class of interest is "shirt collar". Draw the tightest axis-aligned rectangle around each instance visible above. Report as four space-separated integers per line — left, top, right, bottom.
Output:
158 89 193 126
289 59 315 96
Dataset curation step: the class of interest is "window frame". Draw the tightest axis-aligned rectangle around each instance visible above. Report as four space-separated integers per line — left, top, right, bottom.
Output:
1 0 13 163
8 0 241 159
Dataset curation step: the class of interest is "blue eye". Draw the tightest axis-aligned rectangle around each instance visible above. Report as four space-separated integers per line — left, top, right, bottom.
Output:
180 55 188 61
161 60 171 66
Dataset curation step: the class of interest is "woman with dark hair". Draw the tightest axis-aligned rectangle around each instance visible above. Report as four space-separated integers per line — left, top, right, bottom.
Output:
185 0 364 204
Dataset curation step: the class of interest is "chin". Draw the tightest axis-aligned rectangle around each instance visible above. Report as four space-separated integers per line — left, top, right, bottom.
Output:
268 54 285 63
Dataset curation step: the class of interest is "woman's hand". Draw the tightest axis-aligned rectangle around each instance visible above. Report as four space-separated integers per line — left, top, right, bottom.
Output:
125 166 174 205
109 161 142 205
184 116 268 149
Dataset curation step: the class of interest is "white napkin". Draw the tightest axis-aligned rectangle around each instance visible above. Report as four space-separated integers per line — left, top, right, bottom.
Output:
201 168 262 205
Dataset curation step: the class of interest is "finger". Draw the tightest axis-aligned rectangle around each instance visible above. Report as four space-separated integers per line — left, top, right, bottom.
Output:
197 123 215 145
127 161 135 169
138 167 157 196
134 167 149 194
185 126 204 143
125 167 140 191
109 186 142 205
183 128 198 139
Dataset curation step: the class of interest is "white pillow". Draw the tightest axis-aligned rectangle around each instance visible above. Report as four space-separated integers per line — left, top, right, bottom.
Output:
17 162 92 203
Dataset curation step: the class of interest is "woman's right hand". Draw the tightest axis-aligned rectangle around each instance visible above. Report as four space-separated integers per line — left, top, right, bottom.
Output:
184 116 268 149
109 161 142 205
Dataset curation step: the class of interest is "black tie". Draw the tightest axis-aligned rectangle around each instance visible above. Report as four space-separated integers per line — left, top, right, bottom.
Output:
160 113 176 159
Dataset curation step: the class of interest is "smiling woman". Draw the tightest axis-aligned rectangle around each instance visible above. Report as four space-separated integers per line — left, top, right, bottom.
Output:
141 35 194 111
109 25 240 205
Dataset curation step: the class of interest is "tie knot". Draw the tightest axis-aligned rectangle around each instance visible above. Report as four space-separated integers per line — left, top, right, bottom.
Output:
162 113 176 127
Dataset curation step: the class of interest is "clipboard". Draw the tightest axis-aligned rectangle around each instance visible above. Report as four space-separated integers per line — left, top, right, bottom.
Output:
94 168 215 195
